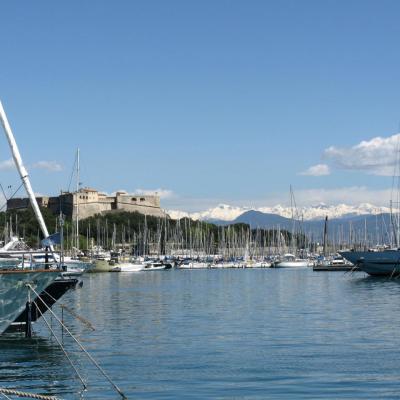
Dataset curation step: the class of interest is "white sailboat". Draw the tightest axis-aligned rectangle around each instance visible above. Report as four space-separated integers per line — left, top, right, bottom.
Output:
0 100 61 334
62 148 91 276
275 186 312 268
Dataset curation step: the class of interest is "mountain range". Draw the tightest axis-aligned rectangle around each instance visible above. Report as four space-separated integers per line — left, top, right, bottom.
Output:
167 203 394 243
167 202 391 222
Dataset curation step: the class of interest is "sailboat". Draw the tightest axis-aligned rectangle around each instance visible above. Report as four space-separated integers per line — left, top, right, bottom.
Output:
0 100 61 334
61 148 93 276
275 186 312 268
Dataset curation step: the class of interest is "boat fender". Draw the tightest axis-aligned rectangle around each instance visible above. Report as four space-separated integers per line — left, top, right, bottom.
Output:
25 301 32 338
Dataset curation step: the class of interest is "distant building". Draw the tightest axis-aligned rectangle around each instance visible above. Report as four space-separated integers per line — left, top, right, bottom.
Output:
7 188 166 219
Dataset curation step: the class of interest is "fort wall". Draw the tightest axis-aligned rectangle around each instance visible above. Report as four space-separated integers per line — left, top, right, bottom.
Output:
7 188 165 219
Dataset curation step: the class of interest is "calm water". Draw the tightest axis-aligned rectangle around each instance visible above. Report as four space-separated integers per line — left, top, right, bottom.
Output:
1 269 400 399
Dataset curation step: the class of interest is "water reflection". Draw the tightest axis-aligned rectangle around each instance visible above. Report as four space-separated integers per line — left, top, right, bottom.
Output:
2 269 400 399
0 332 82 397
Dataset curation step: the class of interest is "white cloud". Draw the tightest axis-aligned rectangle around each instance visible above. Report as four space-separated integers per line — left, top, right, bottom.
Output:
134 188 174 199
0 158 14 171
109 188 175 199
32 161 62 172
324 133 400 176
299 164 330 176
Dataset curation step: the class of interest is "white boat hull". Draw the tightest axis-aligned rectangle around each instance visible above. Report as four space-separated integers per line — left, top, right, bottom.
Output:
275 260 311 268
245 262 272 268
179 262 211 269
212 262 244 268
143 263 171 271
112 263 145 272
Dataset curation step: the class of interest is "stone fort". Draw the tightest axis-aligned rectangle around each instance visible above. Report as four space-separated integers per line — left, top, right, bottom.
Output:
7 188 166 219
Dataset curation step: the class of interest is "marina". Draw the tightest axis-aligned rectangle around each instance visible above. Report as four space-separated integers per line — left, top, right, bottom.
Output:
2 1 400 398
1 97 400 399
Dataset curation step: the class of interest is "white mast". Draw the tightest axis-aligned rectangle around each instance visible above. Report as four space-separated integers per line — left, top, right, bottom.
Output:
76 147 80 251
0 100 50 239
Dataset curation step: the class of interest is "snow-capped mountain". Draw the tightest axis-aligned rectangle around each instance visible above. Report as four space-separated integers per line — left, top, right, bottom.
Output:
167 204 248 221
167 202 391 222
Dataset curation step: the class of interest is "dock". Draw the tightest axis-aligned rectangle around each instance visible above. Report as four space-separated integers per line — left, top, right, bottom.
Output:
313 265 360 272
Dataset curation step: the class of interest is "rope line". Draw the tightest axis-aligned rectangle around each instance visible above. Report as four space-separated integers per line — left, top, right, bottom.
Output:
27 285 127 399
0 391 12 399
0 389 60 400
42 289 95 331
59 304 95 331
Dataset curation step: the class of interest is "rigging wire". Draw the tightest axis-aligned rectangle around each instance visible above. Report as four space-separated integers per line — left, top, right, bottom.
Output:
27 284 128 400
0 181 25 213
35 300 87 389
67 151 77 193
0 183 8 201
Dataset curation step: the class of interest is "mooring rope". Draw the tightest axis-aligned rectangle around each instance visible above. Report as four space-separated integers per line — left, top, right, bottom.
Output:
27 285 127 399
0 388 60 400
59 304 95 331
35 302 87 389
42 289 95 331
0 390 12 399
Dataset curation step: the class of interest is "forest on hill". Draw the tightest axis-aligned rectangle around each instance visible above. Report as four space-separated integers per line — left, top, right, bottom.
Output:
1 208 303 255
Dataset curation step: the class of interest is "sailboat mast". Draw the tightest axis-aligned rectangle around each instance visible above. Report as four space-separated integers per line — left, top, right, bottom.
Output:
323 216 328 257
0 101 50 239
76 148 80 251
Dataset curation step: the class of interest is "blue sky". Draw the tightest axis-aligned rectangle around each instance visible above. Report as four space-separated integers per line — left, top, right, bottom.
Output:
1 1 400 211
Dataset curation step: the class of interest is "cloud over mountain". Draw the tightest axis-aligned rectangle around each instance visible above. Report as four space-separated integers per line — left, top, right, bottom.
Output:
324 133 400 176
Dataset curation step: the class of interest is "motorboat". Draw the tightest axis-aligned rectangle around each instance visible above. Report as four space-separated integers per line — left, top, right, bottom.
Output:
212 260 245 268
178 261 211 269
316 254 352 268
274 254 312 268
245 260 272 268
61 257 93 277
143 261 172 271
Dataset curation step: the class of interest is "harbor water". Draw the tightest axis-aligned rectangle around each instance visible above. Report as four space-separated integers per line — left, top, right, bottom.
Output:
1 268 400 399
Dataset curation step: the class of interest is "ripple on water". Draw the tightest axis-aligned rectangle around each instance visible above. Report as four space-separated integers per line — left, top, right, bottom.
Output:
1 269 400 399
